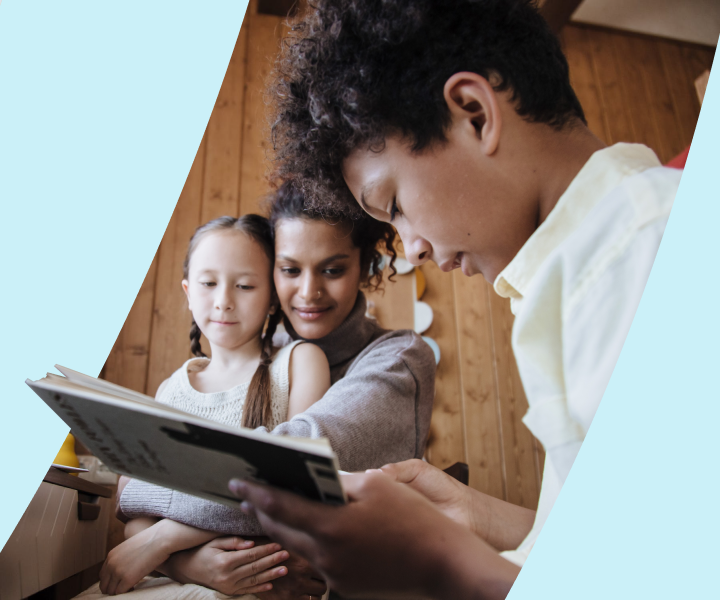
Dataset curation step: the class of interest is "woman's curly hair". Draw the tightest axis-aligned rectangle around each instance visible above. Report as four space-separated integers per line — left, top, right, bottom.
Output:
267 180 397 291
269 0 585 214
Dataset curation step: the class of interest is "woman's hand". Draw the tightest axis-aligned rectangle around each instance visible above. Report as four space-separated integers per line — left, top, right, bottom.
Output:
230 471 521 599
159 536 291 596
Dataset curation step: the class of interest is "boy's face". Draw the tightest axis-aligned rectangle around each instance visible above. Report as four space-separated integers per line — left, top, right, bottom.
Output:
342 127 538 283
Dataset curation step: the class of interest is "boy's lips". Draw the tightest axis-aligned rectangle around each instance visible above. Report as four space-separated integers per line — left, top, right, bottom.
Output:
293 306 332 321
439 253 463 273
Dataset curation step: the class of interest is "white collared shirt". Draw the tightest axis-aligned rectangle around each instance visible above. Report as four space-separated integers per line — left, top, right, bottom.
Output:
496 143 680 566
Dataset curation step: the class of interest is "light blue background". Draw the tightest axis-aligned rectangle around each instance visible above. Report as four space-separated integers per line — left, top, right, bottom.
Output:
0 0 248 551
509 47 718 598
1 1 717 596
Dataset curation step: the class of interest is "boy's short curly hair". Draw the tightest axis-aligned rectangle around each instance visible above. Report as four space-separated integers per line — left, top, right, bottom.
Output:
270 0 585 215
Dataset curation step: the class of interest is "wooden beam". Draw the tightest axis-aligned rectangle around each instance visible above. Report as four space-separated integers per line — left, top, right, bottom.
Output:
539 0 585 35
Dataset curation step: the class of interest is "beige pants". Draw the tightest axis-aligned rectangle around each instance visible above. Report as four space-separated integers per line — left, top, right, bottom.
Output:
76 577 256 600
76 577 329 600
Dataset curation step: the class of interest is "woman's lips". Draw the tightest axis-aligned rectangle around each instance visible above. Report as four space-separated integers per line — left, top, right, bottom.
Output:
293 306 332 321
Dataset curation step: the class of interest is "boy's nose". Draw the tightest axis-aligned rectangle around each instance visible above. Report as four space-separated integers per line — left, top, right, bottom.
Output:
398 227 432 266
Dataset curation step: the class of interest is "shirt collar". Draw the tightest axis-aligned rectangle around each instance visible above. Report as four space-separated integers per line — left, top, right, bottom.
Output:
494 143 661 302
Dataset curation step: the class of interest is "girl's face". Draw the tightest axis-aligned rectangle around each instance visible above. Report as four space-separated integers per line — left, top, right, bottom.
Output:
274 218 362 340
182 230 274 353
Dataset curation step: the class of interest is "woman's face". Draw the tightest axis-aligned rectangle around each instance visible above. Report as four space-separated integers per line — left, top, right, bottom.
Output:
274 217 363 340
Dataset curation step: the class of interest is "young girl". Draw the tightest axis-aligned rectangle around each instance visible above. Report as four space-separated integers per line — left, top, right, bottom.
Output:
98 215 330 596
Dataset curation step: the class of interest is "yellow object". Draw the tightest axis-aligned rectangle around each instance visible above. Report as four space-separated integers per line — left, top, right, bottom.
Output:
415 268 426 300
53 433 80 474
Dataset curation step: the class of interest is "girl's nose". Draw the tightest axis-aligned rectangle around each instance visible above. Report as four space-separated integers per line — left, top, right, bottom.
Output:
214 285 234 310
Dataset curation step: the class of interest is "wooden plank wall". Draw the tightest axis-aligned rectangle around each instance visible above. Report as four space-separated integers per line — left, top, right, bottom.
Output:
102 14 715 511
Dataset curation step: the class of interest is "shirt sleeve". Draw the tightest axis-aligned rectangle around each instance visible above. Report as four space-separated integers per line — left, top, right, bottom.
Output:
560 215 669 481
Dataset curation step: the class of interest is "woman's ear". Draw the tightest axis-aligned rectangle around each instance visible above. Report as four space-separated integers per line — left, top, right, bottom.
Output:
443 72 502 156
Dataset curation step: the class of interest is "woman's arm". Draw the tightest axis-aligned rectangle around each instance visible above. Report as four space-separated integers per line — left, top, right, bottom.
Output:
287 342 331 418
270 330 436 471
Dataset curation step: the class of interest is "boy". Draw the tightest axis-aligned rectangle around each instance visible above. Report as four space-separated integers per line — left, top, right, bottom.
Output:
231 0 680 597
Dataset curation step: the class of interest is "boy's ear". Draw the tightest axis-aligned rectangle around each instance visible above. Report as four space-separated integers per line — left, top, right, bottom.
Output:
443 72 501 155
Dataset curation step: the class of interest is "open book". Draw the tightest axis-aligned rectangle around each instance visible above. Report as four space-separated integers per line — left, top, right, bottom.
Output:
26 367 346 506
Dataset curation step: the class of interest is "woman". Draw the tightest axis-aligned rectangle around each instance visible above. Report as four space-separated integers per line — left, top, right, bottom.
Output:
114 182 436 597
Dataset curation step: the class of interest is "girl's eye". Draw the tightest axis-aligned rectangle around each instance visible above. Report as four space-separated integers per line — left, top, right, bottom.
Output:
201 282 216 287
237 285 254 290
389 198 400 222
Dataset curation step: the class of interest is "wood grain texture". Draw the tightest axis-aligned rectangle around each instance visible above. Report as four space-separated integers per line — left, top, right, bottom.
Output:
239 13 286 215
365 271 415 332
102 256 157 394
452 272 505 500
421 263 466 470
145 135 207 396
201 26 249 222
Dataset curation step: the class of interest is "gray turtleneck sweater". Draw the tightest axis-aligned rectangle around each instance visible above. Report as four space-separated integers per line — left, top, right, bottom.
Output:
119 293 435 534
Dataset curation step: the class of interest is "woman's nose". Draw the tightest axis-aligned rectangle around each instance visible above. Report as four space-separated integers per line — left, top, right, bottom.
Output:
298 273 321 301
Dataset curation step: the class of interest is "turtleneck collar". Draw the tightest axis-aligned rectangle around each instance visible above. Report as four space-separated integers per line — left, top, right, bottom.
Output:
284 292 381 367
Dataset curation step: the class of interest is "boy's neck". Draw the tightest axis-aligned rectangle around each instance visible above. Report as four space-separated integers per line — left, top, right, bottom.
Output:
531 121 606 227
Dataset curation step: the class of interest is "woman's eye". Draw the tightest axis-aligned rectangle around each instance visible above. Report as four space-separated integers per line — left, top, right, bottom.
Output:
323 267 345 276
280 267 300 276
389 198 400 222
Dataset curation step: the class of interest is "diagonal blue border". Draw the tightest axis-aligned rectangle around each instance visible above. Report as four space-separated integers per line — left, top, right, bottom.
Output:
509 47 718 599
0 0 248 551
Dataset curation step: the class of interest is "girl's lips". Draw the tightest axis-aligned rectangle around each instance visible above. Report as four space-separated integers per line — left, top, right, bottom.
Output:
293 306 332 321
211 320 239 326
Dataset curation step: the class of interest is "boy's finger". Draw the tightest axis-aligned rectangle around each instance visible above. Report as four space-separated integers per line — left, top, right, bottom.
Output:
250 509 319 561
229 479 330 531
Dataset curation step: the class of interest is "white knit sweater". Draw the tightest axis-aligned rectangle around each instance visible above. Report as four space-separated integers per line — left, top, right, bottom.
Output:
155 340 302 430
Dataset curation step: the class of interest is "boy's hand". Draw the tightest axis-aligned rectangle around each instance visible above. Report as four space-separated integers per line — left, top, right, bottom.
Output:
160 536 292 596
99 524 172 594
378 459 477 533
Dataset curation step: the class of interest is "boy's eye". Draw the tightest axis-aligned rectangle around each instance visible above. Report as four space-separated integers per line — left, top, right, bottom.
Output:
389 198 399 222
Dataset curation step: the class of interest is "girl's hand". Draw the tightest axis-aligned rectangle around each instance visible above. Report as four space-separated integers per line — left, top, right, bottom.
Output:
160 536 292 596
99 524 173 594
